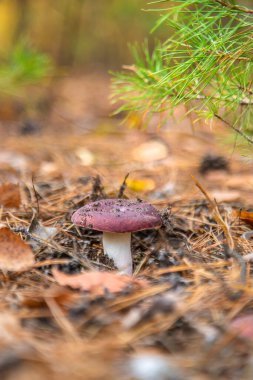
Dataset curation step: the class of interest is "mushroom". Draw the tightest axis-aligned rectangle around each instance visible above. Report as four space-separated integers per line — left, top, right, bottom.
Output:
71 199 162 275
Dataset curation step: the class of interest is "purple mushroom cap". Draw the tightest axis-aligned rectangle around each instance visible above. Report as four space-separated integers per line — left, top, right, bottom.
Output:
71 198 162 233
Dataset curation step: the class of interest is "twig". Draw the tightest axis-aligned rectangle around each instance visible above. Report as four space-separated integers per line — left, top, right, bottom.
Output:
194 94 253 106
33 259 71 268
91 175 106 201
214 114 253 145
214 0 253 14
118 173 130 198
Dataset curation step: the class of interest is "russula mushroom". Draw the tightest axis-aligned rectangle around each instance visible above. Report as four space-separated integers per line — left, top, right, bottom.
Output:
71 199 162 275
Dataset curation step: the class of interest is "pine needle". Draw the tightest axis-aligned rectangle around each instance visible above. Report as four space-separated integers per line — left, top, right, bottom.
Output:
112 0 253 140
191 175 234 250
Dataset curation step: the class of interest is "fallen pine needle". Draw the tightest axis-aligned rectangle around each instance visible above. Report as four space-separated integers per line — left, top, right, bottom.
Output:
155 260 231 275
192 175 234 250
33 259 71 268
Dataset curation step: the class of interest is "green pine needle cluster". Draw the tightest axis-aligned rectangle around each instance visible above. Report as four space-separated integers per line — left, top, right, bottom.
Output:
0 41 52 96
112 0 253 141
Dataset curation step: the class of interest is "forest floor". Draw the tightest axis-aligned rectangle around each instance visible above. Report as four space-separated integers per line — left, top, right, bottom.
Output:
0 73 253 380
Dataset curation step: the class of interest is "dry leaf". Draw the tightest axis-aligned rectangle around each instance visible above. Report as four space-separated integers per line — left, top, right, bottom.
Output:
0 227 34 271
0 182 21 208
233 209 253 226
52 269 145 295
22 287 80 309
27 218 58 249
230 315 253 340
132 141 168 162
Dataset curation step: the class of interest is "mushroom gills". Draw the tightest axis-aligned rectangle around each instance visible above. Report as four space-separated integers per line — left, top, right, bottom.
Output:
102 232 132 275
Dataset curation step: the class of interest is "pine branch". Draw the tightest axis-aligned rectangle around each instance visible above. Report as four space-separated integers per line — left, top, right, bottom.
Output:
214 0 253 14
111 0 253 140
214 113 253 145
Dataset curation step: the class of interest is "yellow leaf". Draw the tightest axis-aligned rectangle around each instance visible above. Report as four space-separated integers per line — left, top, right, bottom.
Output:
126 178 155 192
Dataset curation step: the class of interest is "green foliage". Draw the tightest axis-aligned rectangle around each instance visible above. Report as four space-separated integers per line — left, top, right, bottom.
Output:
112 0 253 140
0 41 52 96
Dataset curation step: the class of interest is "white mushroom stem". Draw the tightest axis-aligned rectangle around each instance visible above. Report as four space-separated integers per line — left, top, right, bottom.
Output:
102 232 132 275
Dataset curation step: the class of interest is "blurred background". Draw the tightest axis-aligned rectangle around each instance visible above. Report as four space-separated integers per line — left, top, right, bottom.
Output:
0 0 158 70
0 0 161 125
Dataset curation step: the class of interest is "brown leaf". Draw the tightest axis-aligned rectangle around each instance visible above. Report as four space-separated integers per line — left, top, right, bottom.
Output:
230 315 253 340
52 269 146 295
233 209 253 226
0 227 34 271
22 287 80 309
0 183 21 208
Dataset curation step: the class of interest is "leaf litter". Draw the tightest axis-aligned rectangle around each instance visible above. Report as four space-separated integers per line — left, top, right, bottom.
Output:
0 183 21 208
52 268 147 295
0 90 253 379
0 227 34 272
